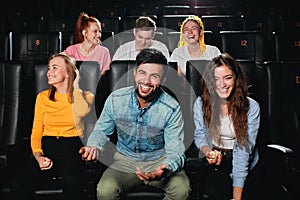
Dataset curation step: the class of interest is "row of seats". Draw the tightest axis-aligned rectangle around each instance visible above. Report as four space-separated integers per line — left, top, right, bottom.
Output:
1 58 299 199
1 1 298 46
0 13 296 35
99 0 243 17
0 27 299 65
0 31 62 62
1 27 297 141
3 0 297 20
94 13 295 34
106 28 300 62
95 0 299 19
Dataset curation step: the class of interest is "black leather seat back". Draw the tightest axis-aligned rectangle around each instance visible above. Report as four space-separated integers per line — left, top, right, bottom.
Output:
95 60 136 118
273 31 300 62
76 61 100 142
284 62 300 152
0 62 22 146
33 64 49 95
109 60 136 90
165 31 180 54
264 61 300 150
237 59 259 101
12 31 61 62
160 15 190 33
220 31 272 63
185 59 210 97
44 16 76 51
0 32 10 61
262 61 300 200
263 61 285 144
76 61 101 94
185 60 210 150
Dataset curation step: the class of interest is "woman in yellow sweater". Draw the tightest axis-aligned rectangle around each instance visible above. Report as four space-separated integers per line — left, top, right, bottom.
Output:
11 54 94 200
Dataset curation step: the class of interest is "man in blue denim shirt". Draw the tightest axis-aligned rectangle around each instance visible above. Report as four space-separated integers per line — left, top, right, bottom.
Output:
80 48 191 199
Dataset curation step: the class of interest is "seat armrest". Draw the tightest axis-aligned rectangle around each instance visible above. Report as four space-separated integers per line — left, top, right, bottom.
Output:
267 144 293 154
265 143 298 176
0 142 30 167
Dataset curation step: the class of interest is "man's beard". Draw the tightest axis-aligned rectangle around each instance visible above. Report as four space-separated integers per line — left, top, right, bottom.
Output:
136 85 162 102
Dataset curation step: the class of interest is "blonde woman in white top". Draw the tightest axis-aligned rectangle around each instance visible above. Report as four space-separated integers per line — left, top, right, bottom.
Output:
170 15 221 77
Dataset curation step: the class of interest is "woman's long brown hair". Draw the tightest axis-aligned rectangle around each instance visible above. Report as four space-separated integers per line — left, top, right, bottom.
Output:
200 53 250 148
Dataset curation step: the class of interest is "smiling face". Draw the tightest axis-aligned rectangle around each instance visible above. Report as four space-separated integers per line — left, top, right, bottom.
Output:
84 22 101 45
214 64 235 99
134 63 165 102
182 20 202 44
134 29 154 51
47 56 68 87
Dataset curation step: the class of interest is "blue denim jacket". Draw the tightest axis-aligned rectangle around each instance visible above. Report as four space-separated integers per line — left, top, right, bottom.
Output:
193 96 260 188
87 86 186 172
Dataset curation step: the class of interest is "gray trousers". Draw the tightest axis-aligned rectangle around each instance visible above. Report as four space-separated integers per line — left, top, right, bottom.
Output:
96 152 191 200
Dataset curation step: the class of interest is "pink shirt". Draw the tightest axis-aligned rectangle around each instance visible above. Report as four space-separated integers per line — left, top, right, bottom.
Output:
65 44 111 72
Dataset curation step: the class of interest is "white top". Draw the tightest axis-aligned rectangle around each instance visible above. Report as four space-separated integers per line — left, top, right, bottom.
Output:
112 40 170 61
212 115 235 149
170 45 221 76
